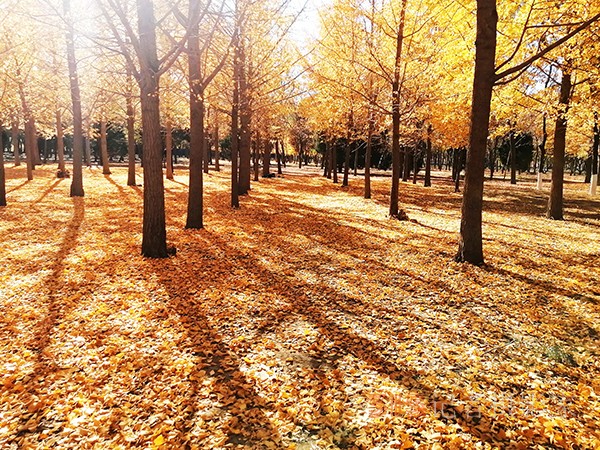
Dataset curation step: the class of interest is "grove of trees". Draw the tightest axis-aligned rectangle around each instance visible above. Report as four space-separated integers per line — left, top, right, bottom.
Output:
1 0 599 264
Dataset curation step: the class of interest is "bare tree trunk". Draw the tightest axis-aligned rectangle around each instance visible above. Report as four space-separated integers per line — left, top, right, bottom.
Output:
424 125 432 187
262 140 271 177
214 125 220 171
332 141 338 184
276 140 283 175
231 24 240 209
365 118 373 198
547 70 571 220
24 118 35 181
127 70 137 186
390 0 407 218
342 141 351 187
186 12 205 227
64 0 84 196
100 119 111 175
238 39 251 194
456 0 497 265
56 110 66 173
165 119 173 180
590 114 598 195
12 120 20 166
137 0 167 257
509 126 517 184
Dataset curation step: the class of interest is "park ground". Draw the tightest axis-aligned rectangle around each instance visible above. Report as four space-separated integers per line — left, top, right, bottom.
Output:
0 163 599 449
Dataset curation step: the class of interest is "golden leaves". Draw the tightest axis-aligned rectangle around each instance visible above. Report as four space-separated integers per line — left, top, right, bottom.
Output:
0 165 599 449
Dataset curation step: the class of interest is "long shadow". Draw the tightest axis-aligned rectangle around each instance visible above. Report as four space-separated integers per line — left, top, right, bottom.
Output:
32 178 65 205
7 179 31 193
16 197 85 438
149 258 287 448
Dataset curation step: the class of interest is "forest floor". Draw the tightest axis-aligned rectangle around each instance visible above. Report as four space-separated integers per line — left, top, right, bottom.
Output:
1 163 599 450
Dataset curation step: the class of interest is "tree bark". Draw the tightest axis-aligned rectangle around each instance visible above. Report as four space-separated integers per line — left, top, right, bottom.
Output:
365 118 373 198
214 125 220 171
56 110 66 173
100 119 111 175
11 120 20 166
231 24 240 208
342 141 351 187
456 0 497 265
137 0 167 257
186 10 205 227
332 141 338 183
424 125 432 187
547 70 571 220
590 114 598 195
389 0 407 218
238 39 251 194
509 126 517 184
126 70 137 186
64 0 84 196
276 140 283 175
263 140 271 177
165 119 173 180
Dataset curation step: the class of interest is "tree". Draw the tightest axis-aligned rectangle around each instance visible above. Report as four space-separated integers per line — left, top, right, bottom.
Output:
456 0 600 265
64 0 84 196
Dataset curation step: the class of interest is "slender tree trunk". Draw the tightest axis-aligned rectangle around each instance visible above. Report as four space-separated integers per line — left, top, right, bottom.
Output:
238 39 251 194
324 141 331 178
509 127 517 184
24 118 35 181
11 120 20 166
456 0 497 265
262 140 271 177
165 119 173 180
214 125 220 171
137 0 167 257
424 125 432 187
64 0 84 196
56 110 66 173
186 14 205 227
0 123 6 206
412 147 418 184
590 114 598 195
127 71 137 186
276 140 283 175
332 141 338 183
547 70 571 220
100 119 111 175
231 25 240 208
252 138 259 181
365 118 373 198
390 0 407 218
343 141 351 186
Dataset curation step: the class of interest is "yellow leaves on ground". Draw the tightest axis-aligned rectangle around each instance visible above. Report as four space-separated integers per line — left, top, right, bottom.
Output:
0 164 599 449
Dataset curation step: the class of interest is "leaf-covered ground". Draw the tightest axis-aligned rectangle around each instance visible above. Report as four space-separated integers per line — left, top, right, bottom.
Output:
1 163 599 450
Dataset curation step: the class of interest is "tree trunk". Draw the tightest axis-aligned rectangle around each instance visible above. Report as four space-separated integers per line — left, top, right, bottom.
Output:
231 24 240 209
214 125 220 171
137 0 167 257
365 118 373 198
424 125 432 187
456 0 497 265
263 140 272 177
165 119 173 180
342 141 351 186
56 110 66 173
509 127 517 184
100 119 111 175
332 142 338 183
186 14 205 227
252 137 259 181
0 123 6 206
590 114 598 195
389 0 407 218
11 120 20 166
547 70 571 220
25 118 35 181
64 0 84 196
276 140 283 175
127 70 137 186
238 40 251 195
324 141 331 179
